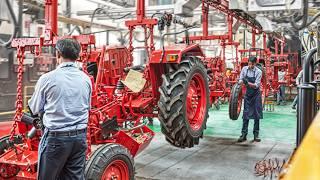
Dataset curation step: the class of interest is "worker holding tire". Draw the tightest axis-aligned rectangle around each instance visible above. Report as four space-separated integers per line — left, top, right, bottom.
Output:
28 39 92 179
237 56 263 142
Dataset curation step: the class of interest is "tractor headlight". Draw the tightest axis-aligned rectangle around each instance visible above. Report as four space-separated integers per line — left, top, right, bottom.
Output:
167 54 178 62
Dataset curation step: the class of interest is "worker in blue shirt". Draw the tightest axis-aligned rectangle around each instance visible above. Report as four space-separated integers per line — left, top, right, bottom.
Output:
28 38 92 180
237 56 263 143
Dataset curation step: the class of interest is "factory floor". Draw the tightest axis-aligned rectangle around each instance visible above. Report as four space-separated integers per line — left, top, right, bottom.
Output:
136 103 296 180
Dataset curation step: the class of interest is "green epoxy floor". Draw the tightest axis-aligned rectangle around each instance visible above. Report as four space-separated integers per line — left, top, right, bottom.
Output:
149 103 297 144
138 103 296 179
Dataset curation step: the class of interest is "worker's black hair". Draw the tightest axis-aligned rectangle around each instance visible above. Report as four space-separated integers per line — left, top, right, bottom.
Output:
55 38 81 60
248 56 257 63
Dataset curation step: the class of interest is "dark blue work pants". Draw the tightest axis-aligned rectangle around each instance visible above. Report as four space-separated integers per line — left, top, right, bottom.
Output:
241 118 260 137
38 130 87 180
277 85 286 104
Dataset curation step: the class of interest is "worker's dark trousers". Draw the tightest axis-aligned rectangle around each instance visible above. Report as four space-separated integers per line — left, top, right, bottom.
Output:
38 131 87 180
277 85 286 104
241 119 259 137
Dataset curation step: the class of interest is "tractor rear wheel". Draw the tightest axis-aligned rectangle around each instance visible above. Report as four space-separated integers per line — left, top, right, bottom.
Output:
229 83 244 120
85 144 134 180
158 56 209 148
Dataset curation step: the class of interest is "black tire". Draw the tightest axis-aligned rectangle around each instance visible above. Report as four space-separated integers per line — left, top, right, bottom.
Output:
85 144 135 180
0 135 22 155
158 56 209 148
229 83 243 120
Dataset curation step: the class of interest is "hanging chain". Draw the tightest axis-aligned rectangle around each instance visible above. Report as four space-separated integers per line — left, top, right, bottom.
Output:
149 25 155 52
9 47 25 141
128 26 134 66
81 46 89 74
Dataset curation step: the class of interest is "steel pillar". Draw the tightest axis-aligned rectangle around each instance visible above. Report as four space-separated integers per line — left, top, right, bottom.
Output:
297 48 317 147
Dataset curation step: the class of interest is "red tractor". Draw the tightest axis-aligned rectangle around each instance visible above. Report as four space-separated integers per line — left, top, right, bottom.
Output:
0 0 272 179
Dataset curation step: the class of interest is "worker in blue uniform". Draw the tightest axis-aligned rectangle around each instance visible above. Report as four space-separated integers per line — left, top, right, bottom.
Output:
237 56 263 142
28 38 92 180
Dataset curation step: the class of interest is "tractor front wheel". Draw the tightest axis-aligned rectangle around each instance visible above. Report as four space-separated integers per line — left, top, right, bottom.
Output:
158 56 209 148
85 144 134 180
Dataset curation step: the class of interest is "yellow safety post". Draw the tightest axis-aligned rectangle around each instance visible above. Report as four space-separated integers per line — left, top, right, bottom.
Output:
280 112 320 180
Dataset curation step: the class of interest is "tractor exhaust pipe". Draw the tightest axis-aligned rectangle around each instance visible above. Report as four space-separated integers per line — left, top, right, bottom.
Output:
296 48 317 147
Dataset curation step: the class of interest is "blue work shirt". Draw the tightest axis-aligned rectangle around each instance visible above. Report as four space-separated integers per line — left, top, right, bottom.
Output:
239 66 262 89
28 62 92 131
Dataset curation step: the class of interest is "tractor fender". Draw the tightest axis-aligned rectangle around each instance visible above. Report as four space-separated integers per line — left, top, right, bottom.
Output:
150 44 204 64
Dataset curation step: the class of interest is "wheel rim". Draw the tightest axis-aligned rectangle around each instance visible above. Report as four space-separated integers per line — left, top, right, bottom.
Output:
186 72 207 131
102 160 129 180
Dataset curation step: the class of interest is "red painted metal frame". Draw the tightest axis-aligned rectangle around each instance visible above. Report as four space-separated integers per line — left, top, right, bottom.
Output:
186 0 255 103
0 0 157 179
0 0 301 179
125 0 157 63
203 0 262 33
191 0 300 105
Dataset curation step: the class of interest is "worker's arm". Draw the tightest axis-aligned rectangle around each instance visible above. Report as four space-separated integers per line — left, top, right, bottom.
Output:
28 75 47 115
238 66 247 83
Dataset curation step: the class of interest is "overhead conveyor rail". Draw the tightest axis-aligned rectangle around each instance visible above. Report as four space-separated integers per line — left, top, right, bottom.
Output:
203 0 262 32
187 0 263 42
